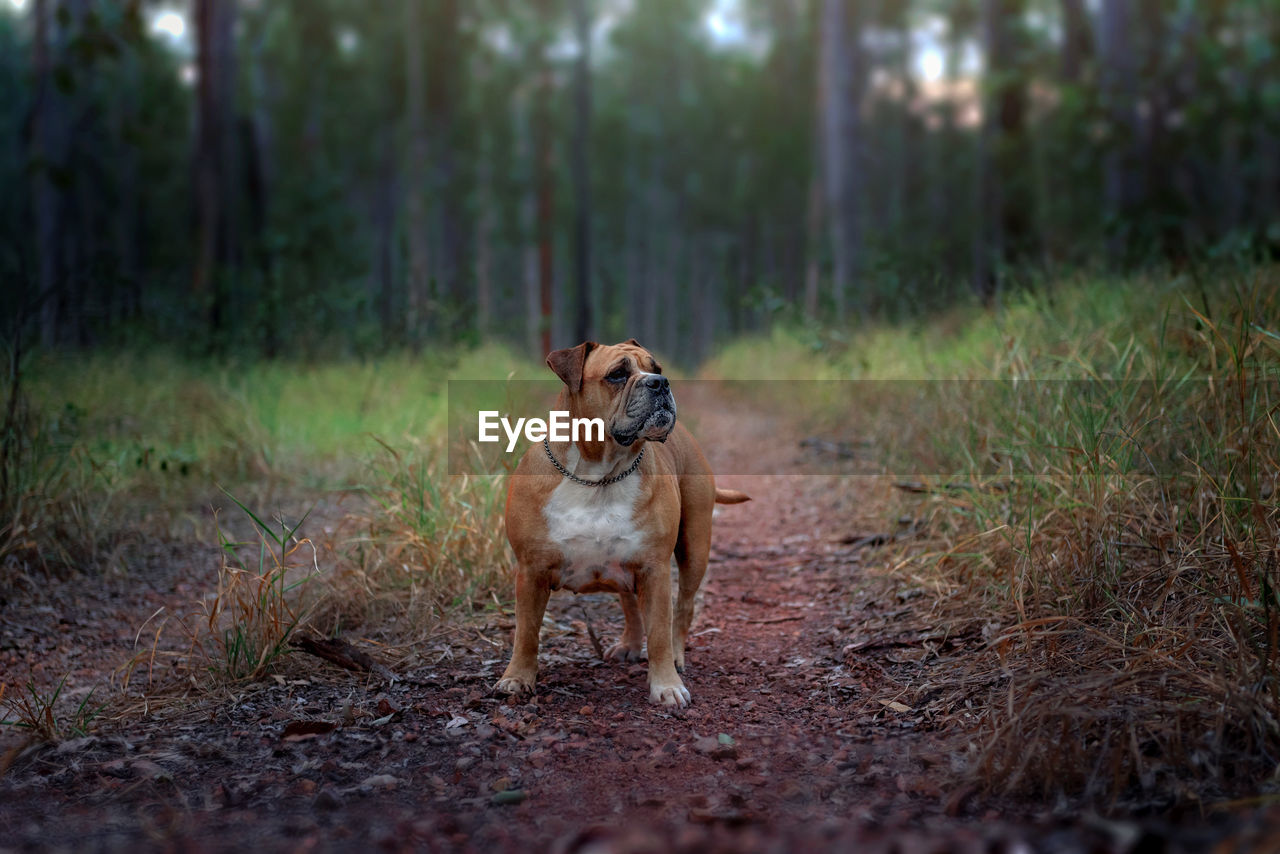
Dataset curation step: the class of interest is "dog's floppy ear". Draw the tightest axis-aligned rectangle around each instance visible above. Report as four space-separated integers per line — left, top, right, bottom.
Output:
547 341 597 392
624 338 642 348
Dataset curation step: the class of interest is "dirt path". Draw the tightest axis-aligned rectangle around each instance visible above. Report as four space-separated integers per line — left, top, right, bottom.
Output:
0 392 1267 852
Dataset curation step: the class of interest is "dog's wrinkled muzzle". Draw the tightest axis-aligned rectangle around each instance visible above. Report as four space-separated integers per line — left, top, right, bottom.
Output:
613 373 677 445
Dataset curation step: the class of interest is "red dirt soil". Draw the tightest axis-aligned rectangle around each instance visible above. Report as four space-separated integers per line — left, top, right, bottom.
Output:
2 392 1277 852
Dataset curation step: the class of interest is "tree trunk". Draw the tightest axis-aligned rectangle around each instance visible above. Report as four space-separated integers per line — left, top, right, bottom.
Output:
243 16 275 355
803 168 823 319
994 0 1029 272
404 0 429 350
660 206 680 359
888 13 914 242
116 10 143 323
31 0 62 347
640 154 661 348
374 126 399 344
475 129 493 337
1060 0 1092 83
929 14 963 277
803 0 825 320
193 0 238 340
974 0 1027 303
570 0 593 344
426 0 464 325
623 128 645 344
1256 5 1280 236
767 0 806 306
240 115 273 355
820 0 865 321
536 58 555 356
515 87 540 357
1098 0 1143 261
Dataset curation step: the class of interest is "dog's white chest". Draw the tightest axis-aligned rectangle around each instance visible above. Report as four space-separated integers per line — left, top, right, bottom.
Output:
544 477 647 592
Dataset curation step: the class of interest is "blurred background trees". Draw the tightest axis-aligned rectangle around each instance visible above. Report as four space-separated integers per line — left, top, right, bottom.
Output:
2 0 1277 364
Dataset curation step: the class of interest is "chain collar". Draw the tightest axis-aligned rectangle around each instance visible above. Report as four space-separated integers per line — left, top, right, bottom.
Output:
543 438 645 487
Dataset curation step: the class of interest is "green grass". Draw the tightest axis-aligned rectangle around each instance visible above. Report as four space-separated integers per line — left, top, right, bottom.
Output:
704 266 1280 807
0 676 104 744
705 270 1208 382
20 342 533 486
7 341 540 696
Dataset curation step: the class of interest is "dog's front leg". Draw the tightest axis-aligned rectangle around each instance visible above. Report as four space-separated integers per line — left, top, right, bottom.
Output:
495 567 549 696
637 563 689 707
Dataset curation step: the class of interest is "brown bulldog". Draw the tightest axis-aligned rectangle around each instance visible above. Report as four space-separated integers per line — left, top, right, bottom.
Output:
496 339 749 706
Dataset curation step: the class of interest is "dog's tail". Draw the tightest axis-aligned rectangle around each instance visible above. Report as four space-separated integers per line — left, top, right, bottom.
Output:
714 488 751 505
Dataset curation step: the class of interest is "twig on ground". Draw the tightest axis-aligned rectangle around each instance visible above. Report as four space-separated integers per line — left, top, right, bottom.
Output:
576 604 605 661
293 636 396 682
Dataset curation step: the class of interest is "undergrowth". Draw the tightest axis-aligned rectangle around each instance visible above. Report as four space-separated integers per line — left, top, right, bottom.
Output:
300 436 512 645
198 491 317 681
0 677 104 744
91 344 534 696
706 267 1280 810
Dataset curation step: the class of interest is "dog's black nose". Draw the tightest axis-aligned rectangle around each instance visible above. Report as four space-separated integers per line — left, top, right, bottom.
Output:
642 374 669 391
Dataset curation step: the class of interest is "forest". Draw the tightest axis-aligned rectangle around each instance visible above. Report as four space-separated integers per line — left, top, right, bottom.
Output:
4 1 1280 851
4 0 1277 363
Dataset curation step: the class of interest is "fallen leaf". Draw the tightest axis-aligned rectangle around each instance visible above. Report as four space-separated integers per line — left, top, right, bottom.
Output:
694 735 738 760
314 788 342 811
877 699 913 713
945 783 977 816
130 759 169 780
282 720 337 741
360 774 399 790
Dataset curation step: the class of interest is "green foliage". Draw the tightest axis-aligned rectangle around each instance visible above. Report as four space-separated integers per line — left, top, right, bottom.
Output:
1 344 108 577
190 488 316 681
7 1 1275 359
0 676 104 743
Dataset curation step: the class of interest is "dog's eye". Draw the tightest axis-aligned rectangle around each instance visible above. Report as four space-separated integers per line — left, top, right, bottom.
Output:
606 367 629 384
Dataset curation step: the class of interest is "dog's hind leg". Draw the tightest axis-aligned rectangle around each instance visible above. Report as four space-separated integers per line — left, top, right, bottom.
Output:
672 526 710 673
606 592 646 661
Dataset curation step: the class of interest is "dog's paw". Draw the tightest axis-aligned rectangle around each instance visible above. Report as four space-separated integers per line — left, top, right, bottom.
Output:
494 673 535 696
606 641 645 662
648 679 691 707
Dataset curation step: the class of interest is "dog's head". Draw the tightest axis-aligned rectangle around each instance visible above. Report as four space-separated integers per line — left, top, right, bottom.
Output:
547 339 676 447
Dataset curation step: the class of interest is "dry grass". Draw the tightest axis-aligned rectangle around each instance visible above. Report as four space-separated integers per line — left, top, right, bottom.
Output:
118 491 319 693
890 282 1280 808
307 436 512 644
712 268 1280 809
0 375 110 582
118 441 512 699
